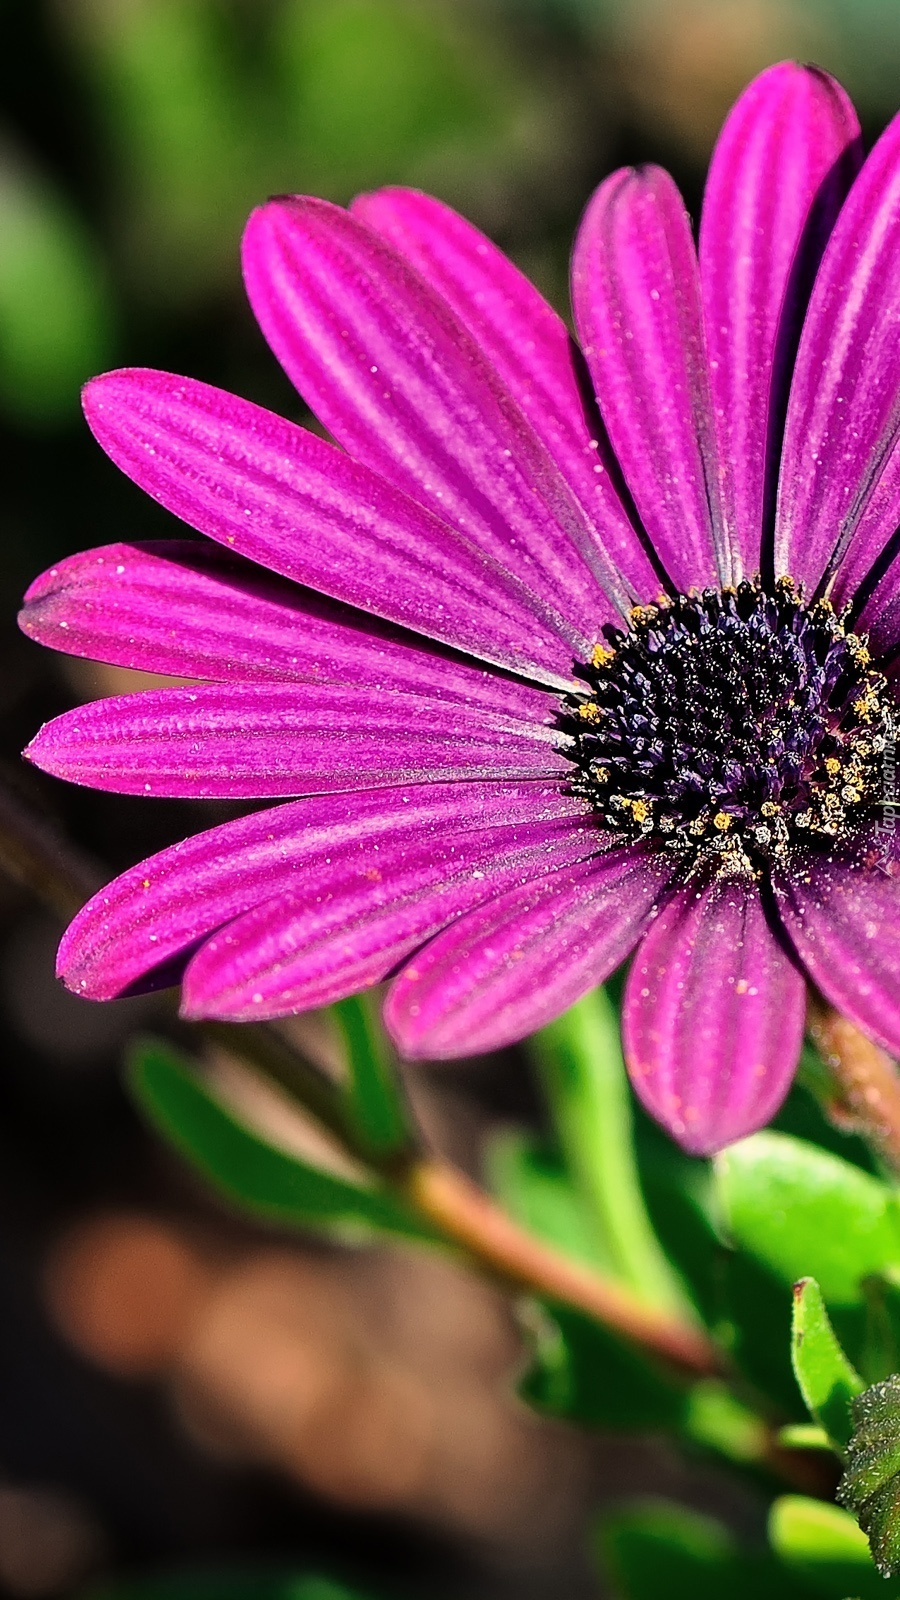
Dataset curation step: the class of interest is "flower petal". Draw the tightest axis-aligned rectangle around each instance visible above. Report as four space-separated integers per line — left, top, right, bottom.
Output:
572 165 724 591
852 555 900 668
622 878 805 1155
352 186 659 604
27 681 567 799
181 814 597 1021
58 779 589 1002
17 541 554 722
385 845 673 1058
82 370 586 690
700 63 861 581
241 197 624 634
773 839 900 1058
776 105 900 596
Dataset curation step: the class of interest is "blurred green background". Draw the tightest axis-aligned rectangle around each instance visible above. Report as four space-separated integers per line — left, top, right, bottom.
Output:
1 3 900 1598
4 0 900 558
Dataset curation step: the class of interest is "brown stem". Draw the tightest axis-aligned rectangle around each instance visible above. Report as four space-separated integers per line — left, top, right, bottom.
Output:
397 1154 725 1378
807 993 900 1172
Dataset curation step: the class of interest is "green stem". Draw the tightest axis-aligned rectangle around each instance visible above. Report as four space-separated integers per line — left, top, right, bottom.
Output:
532 987 689 1315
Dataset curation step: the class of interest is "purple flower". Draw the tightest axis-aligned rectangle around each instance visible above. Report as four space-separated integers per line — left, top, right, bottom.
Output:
20 62 900 1155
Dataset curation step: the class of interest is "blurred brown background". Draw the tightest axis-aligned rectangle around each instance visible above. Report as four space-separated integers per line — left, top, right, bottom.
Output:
0 2 896 1595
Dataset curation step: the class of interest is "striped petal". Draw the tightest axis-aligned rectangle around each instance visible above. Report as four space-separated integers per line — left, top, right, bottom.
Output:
700 63 861 581
623 877 806 1155
242 197 623 636
181 815 597 1021
58 779 589 1002
773 838 900 1059
82 370 588 690
26 681 566 799
776 105 900 597
353 185 659 605
572 165 724 590
18 541 554 723
385 845 673 1058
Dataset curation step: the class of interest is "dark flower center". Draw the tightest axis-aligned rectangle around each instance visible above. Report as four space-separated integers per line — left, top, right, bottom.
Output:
564 577 897 876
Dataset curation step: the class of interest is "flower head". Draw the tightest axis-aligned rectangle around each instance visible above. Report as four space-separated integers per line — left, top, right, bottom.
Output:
21 62 900 1154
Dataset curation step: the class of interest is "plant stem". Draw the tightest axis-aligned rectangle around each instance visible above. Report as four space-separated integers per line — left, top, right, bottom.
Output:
533 989 689 1315
396 1153 725 1378
807 994 900 1173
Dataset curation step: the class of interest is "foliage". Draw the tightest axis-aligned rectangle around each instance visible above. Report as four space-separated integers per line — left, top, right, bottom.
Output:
125 988 900 1591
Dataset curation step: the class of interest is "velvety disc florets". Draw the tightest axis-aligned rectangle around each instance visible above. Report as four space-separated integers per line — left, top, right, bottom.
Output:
565 578 898 876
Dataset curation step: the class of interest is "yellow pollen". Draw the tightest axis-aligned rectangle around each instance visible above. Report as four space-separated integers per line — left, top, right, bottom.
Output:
854 688 880 720
591 643 616 668
578 701 602 723
761 800 781 817
629 799 650 823
593 766 609 784
825 757 841 777
713 811 732 831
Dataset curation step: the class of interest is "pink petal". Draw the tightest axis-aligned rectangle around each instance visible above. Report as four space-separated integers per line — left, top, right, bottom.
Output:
572 165 724 591
700 63 861 581
622 878 806 1155
241 198 624 636
385 845 673 1058
852 554 900 666
18 541 557 723
352 186 659 605
58 779 589 1002
181 815 597 1021
773 838 900 1058
82 370 587 690
26 681 566 799
776 104 900 596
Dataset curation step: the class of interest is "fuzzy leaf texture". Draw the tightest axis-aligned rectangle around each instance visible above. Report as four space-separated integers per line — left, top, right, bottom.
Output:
839 1375 900 1576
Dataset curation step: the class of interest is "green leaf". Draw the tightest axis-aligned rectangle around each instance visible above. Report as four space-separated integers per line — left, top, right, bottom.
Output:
484 1129 609 1270
769 1496 891 1598
333 994 411 1157
531 988 687 1312
128 1040 435 1245
792 1277 864 1452
776 1424 833 1451
596 1499 797 1600
518 1300 686 1431
839 1376 900 1578
716 1132 900 1305
681 1380 769 1466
